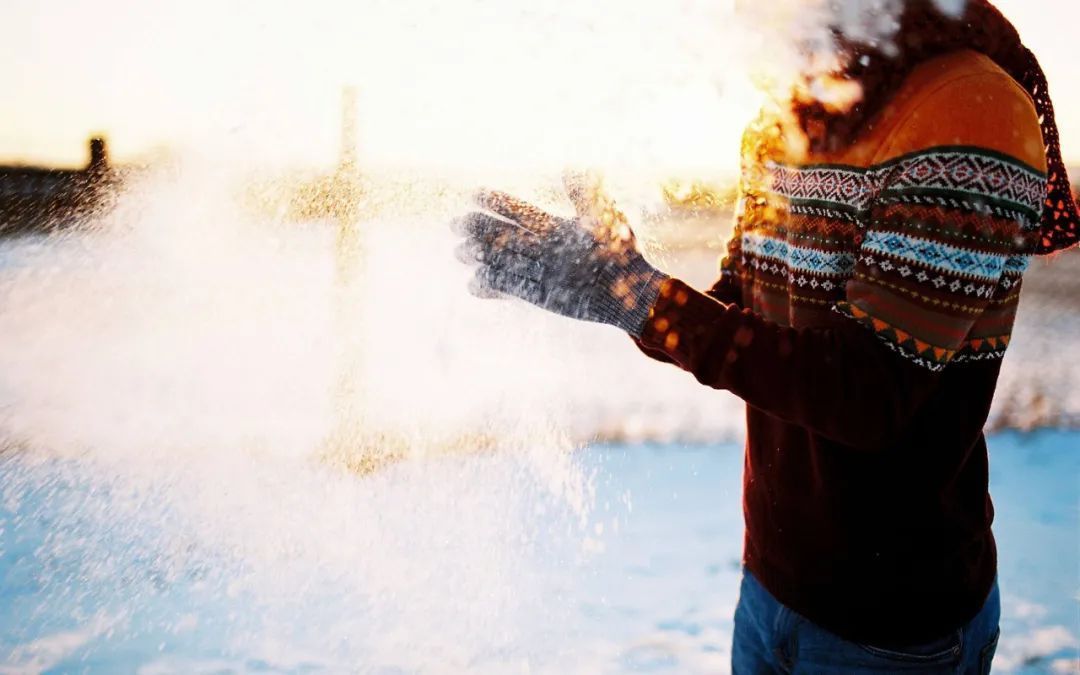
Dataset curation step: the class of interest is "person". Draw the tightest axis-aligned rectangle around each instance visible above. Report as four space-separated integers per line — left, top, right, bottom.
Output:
452 1 1078 673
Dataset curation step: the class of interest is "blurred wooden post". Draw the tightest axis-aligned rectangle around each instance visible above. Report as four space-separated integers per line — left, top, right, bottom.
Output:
335 86 363 280
330 86 367 454
321 88 498 473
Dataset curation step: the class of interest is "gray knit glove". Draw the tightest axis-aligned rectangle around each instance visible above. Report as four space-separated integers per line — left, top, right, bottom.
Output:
452 182 667 338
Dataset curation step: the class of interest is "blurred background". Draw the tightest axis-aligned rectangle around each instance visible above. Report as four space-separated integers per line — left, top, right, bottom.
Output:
0 1 1076 673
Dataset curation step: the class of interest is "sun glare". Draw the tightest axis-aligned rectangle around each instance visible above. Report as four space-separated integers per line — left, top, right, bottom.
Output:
0 0 767 180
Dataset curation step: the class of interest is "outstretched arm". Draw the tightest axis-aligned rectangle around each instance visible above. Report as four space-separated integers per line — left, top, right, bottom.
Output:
636 278 942 449
453 71 1046 450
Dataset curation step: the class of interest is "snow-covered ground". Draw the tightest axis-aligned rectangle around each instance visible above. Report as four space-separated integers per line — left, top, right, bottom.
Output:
0 432 1076 674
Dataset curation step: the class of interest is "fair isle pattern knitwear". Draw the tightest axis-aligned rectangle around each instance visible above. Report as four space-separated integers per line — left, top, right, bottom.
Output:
733 147 1046 371
633 49 1055 648
795 0 1078 254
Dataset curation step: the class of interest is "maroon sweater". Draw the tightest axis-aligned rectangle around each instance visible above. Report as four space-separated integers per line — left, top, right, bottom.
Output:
635 52 1049 646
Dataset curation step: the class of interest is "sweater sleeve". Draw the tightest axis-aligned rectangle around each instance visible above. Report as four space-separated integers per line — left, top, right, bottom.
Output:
635 73 1047 450
633 218 743 365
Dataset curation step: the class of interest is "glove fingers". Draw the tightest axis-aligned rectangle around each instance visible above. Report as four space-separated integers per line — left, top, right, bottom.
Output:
452 211 531 246
455 211 547 263
563 170 606 221
472 266 530 300
489 250 544 284
467 274 504 299
454 240 484 265
472 253 543 300
474 190 560 234
450 211 512 238
561 173 638 249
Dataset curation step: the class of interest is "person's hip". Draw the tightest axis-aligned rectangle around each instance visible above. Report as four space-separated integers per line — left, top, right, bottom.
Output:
741 528 998 646
732 569 1001 674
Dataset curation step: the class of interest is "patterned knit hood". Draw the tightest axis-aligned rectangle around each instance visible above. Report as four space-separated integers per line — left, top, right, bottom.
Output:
795 0 1078 254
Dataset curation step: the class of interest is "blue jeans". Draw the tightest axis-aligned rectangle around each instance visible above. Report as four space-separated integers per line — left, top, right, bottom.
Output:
732 572 1001 674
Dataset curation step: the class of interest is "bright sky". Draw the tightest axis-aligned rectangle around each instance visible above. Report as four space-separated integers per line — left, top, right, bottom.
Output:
0 0 1076 174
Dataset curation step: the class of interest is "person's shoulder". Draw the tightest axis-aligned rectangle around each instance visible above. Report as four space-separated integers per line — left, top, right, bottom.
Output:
874 50 1047 172
905 50 1015 91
